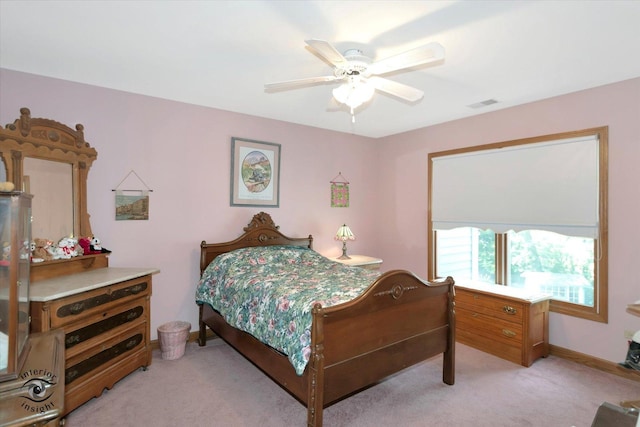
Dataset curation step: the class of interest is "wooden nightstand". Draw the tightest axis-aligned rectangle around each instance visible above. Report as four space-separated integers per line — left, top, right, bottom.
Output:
455 282 550 367
335 255 382 270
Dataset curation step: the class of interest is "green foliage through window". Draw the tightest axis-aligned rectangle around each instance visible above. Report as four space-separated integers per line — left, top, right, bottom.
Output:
436 228 595 307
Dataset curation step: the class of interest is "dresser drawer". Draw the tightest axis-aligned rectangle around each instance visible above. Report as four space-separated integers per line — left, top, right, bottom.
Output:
64 297 148 359
457 306 523 345
456 289 524 323
457 328 523 365
48 276 150 328
65 322 147 386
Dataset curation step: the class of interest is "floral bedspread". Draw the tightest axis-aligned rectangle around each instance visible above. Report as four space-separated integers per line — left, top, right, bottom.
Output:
195 245 380 375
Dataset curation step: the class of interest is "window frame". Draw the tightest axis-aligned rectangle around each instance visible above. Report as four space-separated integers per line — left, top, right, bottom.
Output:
428 127 608 323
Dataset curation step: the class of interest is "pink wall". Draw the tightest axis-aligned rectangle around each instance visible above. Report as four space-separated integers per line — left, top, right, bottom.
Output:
2 68 638 364
0 69 381 340
378 77 640 364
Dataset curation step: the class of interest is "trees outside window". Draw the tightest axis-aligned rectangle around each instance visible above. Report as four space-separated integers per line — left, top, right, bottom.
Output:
436 228 595 307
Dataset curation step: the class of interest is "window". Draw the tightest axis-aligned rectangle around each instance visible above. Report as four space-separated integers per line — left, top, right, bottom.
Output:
428 128 608 322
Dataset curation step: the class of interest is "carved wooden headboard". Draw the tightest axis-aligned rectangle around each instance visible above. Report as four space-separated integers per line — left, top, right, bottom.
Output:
199 212 313 274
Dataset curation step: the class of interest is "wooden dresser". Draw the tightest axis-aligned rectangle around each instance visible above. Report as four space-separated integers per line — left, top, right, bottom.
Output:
455 282 551 367
30 264 159 415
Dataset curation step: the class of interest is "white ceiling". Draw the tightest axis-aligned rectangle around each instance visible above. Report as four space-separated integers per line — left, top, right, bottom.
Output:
1 1 640 138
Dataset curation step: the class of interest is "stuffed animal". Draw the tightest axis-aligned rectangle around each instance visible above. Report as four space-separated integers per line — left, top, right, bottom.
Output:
91 236 102 252
33 238 54 261
0 242 9 266
19 239 30 260
47 240 62 259
50 239 69 259
90 236 111 254
75 238 84 256
67 237 84 257
78 236 107 255
79 237 93 255
52 236 81 259
29 241 37 261
0 182 15 192
90 236 102 252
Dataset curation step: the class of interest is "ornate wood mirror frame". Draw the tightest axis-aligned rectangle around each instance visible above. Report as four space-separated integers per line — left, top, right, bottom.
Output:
0 108 99 279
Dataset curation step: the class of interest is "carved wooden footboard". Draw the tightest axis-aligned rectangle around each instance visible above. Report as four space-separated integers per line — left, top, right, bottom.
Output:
197 213 455 426
305 270 454 426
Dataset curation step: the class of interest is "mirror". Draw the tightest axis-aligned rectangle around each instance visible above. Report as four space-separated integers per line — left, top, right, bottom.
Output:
0 107 97 247
23 157 74 239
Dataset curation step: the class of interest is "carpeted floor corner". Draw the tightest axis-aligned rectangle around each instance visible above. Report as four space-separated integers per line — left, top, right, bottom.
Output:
64 341 639 426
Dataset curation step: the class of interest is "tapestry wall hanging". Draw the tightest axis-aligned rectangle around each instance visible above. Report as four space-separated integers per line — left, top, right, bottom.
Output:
330 172 349 207
113 170 153 220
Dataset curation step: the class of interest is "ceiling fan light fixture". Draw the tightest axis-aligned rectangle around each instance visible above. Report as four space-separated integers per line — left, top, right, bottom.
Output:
332 77 375 111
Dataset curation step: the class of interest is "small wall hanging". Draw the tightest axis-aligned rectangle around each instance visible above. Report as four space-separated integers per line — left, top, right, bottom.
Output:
112 170 153 220
330 172 349 207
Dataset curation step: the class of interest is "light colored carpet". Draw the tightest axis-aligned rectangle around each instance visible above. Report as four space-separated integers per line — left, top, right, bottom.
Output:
64 340 639 426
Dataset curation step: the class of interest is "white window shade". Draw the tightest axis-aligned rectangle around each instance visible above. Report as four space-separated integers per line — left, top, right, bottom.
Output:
431 135 599 239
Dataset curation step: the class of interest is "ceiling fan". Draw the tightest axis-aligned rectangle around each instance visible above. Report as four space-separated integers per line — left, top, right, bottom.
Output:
265 39 445 122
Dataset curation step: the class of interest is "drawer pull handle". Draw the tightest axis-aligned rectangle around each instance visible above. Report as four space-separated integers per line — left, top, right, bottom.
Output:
69 302 86 315
66 334 81 346
130 285 144 294
503 305 517 315
502 329 516 338
66 369 79 382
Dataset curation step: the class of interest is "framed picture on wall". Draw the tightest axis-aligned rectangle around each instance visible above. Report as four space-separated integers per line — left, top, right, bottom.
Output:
230 137 281 207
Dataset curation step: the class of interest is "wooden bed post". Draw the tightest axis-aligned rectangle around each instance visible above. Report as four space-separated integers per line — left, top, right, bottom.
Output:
443 277 456 385
198 304 207 346
307 303 325 427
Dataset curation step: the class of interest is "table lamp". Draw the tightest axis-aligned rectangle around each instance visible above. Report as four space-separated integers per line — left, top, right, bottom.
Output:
335 224 355 260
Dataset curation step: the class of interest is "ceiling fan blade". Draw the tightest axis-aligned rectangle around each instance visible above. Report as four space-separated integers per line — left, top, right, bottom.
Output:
305 39 349 67
264 75 340 92
367 42 444 76
368 76 424 102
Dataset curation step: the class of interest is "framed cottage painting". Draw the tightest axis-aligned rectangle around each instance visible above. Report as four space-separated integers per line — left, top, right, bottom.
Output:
230 137 281 207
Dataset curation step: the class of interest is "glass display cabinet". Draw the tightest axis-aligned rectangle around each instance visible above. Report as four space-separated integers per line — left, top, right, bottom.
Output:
0 191 32 382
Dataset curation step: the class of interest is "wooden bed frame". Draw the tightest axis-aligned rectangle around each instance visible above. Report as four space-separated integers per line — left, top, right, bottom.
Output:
198 212 455 426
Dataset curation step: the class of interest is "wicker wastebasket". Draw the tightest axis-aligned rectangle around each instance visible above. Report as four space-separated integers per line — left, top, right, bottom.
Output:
157 321 191 360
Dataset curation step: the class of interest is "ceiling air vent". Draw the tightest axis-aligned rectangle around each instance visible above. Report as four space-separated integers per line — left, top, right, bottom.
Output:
468 99 498 109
